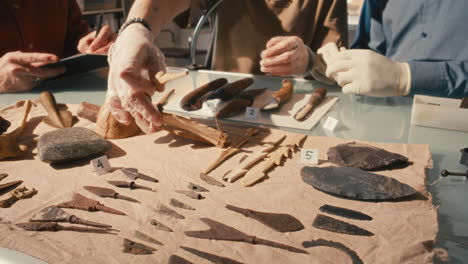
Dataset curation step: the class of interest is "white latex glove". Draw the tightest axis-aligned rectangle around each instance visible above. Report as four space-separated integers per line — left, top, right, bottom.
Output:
260 36 309 76
107 23 166 134
0 51 65 93
326 49 411 97
309 42 342 85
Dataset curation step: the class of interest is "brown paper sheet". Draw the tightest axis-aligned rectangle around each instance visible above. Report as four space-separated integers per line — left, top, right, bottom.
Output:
0 101 437 264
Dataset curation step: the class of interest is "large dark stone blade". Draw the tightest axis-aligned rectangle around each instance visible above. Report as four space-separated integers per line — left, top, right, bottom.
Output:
302 239 363 264
327 142 409 170
319 204 372 221
301 166 417 201
181 246 244 264
312 214 373 236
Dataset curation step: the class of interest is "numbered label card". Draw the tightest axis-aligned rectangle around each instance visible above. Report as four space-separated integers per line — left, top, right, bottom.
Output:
301 149 319 165
244 107 259 120
323 116 339 131
91 155 111 175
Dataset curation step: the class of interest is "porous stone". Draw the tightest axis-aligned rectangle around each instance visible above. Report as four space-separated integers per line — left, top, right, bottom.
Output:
38 127 111 163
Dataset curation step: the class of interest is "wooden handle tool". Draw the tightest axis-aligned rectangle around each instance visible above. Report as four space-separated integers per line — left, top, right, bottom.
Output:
294 87 327 121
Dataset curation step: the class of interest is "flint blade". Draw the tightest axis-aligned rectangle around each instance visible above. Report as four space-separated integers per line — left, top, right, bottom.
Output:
0 173 8 181
175 190 204 200
312 214 374 236
150 219 174 232
123 238 156 255
155 204 185 219
261 98 280 111
301 166 417 201
16 222 113 234
181 246 244 264
188 182 209 192
134 230 163 246
319 204 372 221
199 173 225 187
84 186 139 203
121 168 158 183
169 255 193 264
170 198 195 210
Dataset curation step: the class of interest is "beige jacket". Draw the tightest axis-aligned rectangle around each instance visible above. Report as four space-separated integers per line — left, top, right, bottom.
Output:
191 0 348 74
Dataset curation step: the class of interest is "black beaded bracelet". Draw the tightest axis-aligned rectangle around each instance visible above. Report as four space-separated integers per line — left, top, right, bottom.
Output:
118 17 152 36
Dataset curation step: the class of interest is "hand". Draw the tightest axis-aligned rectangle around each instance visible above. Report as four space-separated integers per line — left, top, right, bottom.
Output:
326 50 410 97
107 23 166 134
78 25 116 54
260 36 309 76
0 52 66 93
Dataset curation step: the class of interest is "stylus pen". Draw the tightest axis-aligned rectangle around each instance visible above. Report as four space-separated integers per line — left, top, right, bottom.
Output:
95 13 104 37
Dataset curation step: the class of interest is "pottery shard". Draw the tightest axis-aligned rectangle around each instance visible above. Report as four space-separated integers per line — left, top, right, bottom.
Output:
38 127 112 163
327 142 409 170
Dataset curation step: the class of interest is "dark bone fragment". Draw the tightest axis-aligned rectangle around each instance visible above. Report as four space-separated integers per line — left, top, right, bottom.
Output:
123 238 156 255
84 186 140 203
57 193 125 215
180 78 228 111
30 206 111 229
226 204 304 232
170 198 195 210
134 230 163 246
169 255 193 264
327 142 409 170
0 173 8 181
188 182 209 192
0 116 11 135
16 222 114 234
206 77 254 101
199 173 225 187
301 166 417 201
319 204 372 221
215 88 266 118
155 204 185 220
312 214 373 236
108 180 155 192
302 239 363 264
150 219 174 232
175 190 204 200
181 246 244 264
0 186 37 208
185 218 308 254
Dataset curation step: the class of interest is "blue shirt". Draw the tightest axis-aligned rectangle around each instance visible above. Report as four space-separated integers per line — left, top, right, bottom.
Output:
352 0 468 98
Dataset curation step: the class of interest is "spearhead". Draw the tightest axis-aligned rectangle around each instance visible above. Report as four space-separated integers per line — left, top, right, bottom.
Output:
312 214 374 236
188 182 209 192
123 238 156 255
84 186 140 203
170 198 195 210
150 219 174 232
30 206 112 229
57 193 125 215
108 180 155 192
121 168 158 183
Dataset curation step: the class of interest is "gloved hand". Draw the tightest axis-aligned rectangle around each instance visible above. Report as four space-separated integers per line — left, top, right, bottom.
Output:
326 49 411 97
260 36 309 76
107 23 166 134
309 42 342 85
78 25 116 54
0 51 65 93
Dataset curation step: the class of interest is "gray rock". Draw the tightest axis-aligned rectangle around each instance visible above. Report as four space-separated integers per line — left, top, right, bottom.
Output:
38 127 111 163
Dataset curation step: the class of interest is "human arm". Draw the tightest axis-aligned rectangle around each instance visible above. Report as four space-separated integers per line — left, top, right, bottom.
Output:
77 25 116 55
0 52 65 93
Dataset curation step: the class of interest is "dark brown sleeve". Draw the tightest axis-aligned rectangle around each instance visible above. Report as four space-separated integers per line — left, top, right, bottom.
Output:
174 0 218 28
311 0 348 51
63 0 90 57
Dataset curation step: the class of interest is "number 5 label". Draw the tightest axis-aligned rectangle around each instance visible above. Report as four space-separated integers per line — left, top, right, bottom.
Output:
301 149 319 165
244 107 259 120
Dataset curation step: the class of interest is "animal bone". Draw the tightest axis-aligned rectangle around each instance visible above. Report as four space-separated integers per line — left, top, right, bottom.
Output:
0 186 37 208
39 91 73 128
206 77 254 101
95 102 141 139
215 88 266 119
241 134 307 187
0 116 11 134
0 100 32 160
180 78 228 111
224 135 285 183
294 87 327 121
203 128 259 174
77 102 100 122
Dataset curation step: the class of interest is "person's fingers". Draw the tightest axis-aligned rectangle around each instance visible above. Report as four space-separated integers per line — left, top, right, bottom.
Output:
260 50 295 68
342 83 359 95
261 63 294 76
265 36 286 49
89 26 114 52
261 37 299 58
325 60 353 79
334 71 355 87
9 52 59 65
77 32 94 53
92 42 114 55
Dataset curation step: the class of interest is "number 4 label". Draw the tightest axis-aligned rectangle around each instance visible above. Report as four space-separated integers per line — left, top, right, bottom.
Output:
244 107 259 120
90 155 111 175
301 149 319 165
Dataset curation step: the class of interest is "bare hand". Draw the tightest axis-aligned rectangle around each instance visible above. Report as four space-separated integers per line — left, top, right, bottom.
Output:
0 52 66 93
107 24 166 134
260 36 309 76
78 25 116 54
